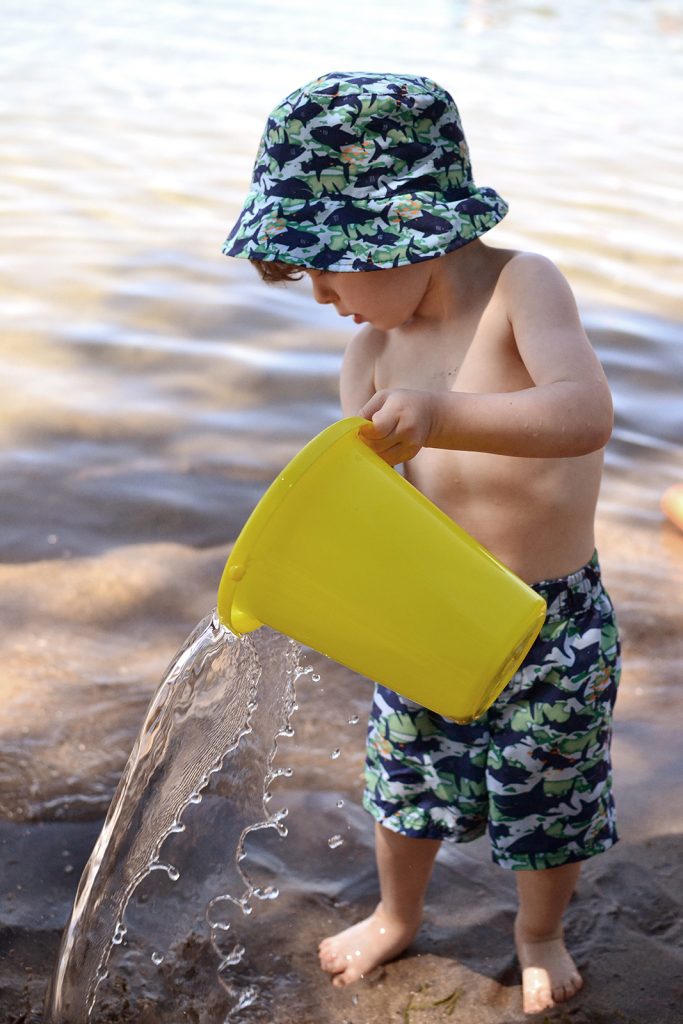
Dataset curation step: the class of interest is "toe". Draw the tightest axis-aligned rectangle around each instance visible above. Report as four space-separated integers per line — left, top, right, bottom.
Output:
551 983 568 1004
524 990 551 1014
318 946 342 973
332 969 352 988
522 971 554 1014
551 970 583 1005
564 972 583 1001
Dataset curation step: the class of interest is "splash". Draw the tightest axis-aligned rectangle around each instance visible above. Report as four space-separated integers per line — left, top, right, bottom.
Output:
44 612 302 1023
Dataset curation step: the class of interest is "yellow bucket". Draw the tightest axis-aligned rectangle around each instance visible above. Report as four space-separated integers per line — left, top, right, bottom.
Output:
218 418 546 722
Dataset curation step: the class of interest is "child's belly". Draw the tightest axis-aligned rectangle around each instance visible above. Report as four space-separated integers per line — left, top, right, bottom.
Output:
404 446 604 584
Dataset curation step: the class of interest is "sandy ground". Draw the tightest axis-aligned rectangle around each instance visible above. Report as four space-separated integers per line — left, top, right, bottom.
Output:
1 517 683 1023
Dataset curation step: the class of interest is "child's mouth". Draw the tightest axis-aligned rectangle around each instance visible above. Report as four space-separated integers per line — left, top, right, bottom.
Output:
352 313 365 324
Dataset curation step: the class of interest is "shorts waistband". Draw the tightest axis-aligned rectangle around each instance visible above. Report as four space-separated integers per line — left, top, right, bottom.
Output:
530 550 603 622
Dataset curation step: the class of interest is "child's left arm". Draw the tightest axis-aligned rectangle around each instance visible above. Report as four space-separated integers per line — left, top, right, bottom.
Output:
359 255 613 466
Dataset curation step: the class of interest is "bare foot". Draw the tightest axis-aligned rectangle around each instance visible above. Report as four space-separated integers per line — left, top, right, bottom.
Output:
318 902 419 986
514 918 583 1014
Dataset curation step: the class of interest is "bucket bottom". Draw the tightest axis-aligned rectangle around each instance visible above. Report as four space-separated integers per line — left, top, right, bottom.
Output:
453 618 544 723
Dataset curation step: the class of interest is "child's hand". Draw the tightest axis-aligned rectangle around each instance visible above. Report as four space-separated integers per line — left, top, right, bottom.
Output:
358 389 435 465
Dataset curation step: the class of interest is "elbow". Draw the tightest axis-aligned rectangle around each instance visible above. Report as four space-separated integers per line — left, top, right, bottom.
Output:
546 381 613 457
595 410 615 451
578 422 612 455
576 388 614 455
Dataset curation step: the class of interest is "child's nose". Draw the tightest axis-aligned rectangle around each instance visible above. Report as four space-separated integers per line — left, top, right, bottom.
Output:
310 275 336 304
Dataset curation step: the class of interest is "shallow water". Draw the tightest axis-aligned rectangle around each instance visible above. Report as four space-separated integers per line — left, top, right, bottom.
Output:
1 1 683 1021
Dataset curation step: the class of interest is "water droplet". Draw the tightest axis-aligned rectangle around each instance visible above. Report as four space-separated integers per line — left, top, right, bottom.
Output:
336 798 345 808
282 767 293 777
264 790 273 803
112 923 127 946
347 714 360 725
233 985 258 1011
151 952 164 966
225 943 246 966
328 834 344 849
188 792 202 804
275 822 289 838
311 673 321 683
166 866 180 882
280 725 295 738
330 748 341 760
254 885 279 901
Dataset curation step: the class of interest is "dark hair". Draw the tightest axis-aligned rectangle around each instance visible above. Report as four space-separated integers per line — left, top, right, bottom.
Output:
251 259 304 284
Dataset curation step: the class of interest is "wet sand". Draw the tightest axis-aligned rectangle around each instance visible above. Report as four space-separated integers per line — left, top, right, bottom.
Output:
2 514 683 1022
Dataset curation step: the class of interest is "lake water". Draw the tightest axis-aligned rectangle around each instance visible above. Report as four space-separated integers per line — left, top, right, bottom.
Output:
1 1 682 1021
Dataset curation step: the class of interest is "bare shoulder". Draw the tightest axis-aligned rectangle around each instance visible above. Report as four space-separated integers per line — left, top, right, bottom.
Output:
496 251 580 320
491 251 610 401
340 324 386 417
344 322 387 361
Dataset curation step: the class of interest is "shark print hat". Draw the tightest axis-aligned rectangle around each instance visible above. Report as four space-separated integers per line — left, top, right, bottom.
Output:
222 71 508 272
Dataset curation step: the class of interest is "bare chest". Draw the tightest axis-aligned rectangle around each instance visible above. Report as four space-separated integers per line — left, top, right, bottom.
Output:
374 301 531 397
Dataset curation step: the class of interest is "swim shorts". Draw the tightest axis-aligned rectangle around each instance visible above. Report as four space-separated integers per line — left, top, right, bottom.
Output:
363 552 621 870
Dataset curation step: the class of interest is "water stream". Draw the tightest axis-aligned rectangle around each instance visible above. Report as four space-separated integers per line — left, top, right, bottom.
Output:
45 618 303 1023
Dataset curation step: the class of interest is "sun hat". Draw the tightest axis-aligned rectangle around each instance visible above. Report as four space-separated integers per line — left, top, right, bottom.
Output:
222 71 508 273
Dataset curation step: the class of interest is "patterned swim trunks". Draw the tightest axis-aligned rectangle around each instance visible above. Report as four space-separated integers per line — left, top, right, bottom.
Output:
363 552 621 870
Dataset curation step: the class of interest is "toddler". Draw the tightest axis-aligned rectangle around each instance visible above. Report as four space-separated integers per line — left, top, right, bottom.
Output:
222 71 621 1015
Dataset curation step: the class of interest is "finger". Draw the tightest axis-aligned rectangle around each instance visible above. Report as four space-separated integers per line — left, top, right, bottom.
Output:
358 391 385 422
358 419 384 441
376 441 411 466
359 434 389 455
358 389 395 425
360 418 396 443
360 437 413 465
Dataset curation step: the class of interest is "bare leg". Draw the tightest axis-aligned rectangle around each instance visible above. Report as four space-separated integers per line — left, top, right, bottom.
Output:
318 822 441 986
514 861 583 1014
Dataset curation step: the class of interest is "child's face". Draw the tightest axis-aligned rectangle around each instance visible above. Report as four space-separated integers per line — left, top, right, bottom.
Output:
304 263 430 332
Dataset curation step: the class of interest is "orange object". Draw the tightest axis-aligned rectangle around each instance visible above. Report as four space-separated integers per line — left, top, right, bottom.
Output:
661 484 683 531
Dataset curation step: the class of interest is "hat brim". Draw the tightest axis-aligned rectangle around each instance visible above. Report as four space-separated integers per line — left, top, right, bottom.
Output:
222 186 508 272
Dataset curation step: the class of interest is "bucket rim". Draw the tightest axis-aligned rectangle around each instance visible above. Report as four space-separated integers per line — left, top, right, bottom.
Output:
218 416 368 632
